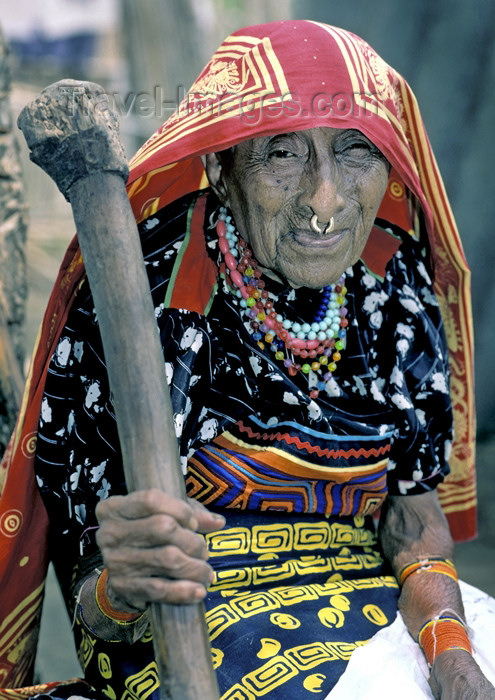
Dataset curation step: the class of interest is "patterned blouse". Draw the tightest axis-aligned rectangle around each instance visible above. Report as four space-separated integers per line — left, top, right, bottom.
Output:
34 190 453 582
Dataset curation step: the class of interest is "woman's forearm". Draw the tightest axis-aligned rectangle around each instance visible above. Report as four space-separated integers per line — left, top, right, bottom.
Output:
379 490 465 639
378 491 495 698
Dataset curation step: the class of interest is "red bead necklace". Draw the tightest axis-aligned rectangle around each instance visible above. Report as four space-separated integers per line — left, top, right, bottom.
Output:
216 208 349 399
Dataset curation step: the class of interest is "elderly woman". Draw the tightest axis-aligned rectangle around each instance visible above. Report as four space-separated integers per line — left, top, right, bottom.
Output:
1 19 494 700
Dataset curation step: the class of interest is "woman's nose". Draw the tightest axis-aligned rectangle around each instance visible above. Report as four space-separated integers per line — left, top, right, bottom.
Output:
299 158 346 227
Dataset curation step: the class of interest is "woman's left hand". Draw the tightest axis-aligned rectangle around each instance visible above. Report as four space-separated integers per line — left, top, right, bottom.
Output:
429 650 495 699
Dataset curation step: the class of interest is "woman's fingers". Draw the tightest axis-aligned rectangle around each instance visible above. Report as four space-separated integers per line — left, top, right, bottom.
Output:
94 490 223 608
96 491 223 558
97 511 210 559
96 490 225 534
107 575 210 610
96 489 197 528
187 497 226 533
102 543 214 586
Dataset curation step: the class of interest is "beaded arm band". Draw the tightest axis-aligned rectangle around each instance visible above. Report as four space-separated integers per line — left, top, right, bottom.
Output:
95 568 144 624
418 616 472 666
75 569 148 643
399 558 458 586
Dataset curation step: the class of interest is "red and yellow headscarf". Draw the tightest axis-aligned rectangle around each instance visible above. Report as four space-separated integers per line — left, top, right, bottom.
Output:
0 20 475 692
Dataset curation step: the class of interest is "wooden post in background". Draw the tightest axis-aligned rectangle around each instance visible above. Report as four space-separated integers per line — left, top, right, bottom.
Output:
0 25 28 456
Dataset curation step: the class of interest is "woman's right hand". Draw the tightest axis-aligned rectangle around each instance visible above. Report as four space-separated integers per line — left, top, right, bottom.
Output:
429 650 495 699
95 489 225 613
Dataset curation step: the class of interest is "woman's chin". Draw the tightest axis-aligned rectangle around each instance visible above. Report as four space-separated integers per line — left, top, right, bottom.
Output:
283 266 348 290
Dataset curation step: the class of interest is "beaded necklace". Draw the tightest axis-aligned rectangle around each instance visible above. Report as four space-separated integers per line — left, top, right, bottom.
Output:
216 207 349 399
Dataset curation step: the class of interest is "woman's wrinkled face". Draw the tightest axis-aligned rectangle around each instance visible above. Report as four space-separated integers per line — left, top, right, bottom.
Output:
205 127 390 289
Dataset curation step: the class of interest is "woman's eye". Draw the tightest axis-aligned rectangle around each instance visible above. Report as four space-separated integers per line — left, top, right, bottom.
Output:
344 141 372 154
336 137 384 165
269 148 296 159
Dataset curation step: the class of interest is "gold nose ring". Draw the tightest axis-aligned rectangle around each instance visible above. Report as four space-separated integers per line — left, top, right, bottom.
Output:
310 214 334 234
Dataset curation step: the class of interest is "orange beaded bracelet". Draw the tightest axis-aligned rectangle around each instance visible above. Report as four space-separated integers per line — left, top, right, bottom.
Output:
418 616 472 666
399 558 458 586
95 568 144 624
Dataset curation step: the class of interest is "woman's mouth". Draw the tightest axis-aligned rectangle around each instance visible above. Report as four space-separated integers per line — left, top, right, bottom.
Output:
291 228 347 248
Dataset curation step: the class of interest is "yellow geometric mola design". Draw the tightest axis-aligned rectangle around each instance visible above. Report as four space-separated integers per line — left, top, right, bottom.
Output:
121 661 159 700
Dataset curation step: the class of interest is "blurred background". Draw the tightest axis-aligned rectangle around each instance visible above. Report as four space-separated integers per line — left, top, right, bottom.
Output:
0 0 494 683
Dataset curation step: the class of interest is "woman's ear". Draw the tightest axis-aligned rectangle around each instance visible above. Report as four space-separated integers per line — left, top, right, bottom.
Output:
204 152 230 205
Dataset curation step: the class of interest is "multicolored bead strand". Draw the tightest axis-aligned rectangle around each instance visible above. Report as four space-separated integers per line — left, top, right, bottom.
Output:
216 207 349 399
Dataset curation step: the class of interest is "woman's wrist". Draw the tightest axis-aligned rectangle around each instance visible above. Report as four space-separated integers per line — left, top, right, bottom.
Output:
417 614 472 667
75 569 149 643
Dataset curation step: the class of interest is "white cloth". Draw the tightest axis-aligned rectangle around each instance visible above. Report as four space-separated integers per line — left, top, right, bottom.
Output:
326 581 495 699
